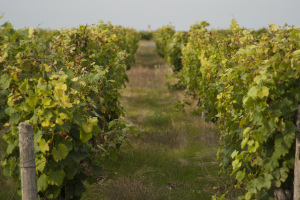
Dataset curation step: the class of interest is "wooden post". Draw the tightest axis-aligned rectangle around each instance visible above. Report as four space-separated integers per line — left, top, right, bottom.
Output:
19 122 38 200
274 188 292 200
294 105 300 200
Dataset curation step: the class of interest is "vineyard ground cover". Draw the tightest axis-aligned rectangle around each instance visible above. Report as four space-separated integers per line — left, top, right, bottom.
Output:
133 40 165 68
81 40 242 200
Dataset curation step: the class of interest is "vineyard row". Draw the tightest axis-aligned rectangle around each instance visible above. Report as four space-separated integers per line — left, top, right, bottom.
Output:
0 19 139 199
154 20 300 199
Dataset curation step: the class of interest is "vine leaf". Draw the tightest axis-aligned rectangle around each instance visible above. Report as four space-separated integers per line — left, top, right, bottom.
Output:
52 143 69 162
39 139 49 153
38 173 48 192
236 170 245 183
252 174 273 190
48 169 66 186
9 112 21 125
0 74 11 89
36 155 46 172
80 131 92 143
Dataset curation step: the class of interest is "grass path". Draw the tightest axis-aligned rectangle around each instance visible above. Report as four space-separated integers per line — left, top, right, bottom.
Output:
82 40 238 200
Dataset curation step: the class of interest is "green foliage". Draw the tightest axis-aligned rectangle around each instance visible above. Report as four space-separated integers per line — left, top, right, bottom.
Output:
153 24 175 58
139 31 153 40
97 23 139 70
166 31 188 72
124 27 140 70
153 25 188 72
0 20 139 199
177 20 300 199
252 27 268 37
35 28 59 48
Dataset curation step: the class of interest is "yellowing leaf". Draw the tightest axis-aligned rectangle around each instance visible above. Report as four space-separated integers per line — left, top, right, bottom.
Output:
241 137 249 149
243 127 251 137
232 159 242 171
71 77 79 82
253 74 267 84
39 139 49 153
257 86 269 98
0 52 8 62
56 118 63 125
42 98 52 106
50 74 59 80
60 100 72 108
41 119 50 127
248 86 258 99
55 83 67 91
37 78 47 90
28 28 35 38
293 49 300 57
248 140 259 152
59 113 68 120
27 96 39 108
268 24 278 32
248 86 269 99
231 150 239 159
88 117 98 126
44 64 51 72
82 123 93 133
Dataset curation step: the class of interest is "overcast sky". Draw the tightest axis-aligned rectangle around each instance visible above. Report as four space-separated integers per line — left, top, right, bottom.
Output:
1 0 300 31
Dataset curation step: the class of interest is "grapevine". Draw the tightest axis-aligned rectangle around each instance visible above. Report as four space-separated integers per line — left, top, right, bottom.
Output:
0 20 139 199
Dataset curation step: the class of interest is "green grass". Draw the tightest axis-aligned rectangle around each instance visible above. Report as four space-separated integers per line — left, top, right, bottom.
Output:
82 40 241 200
134 40 165 67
